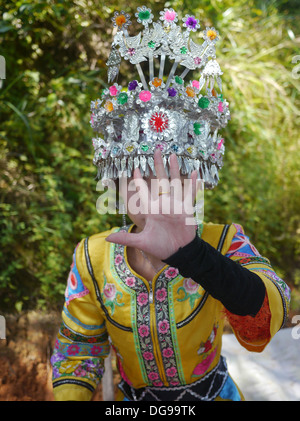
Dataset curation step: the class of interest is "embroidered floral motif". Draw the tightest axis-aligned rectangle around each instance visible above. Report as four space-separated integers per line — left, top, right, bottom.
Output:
138 324 150 337
158 319 169 334
156 287 167 302
115 254 123 265
177 278 202 309
125 276 136 287
51 350 104 382
137 292 148 306
112 228 164 386
102 274 124 316
154 267 182 386
192 324 218 377
162 347 174 358
112 225 183 386
165 267 179 279
197 324 218 355
192 348 217 377
54 338 110 357
143 351 154 361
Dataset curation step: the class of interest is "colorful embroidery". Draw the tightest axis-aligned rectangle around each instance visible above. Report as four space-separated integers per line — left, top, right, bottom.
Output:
252 268 291 303
112 229 164 386
59 322 108 344
192 348 217 377
101 274 124 316
251 267 290 325
54 337 110 358
65 245 89 307
51 350 104 383
177 278 203 309
111 225 184 387
155 269 183 386
225 223 261 258
192 324 218 377
237 256 271 266
165 267 179 279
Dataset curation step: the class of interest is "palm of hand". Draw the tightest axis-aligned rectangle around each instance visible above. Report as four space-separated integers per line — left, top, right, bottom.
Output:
106 150 199 260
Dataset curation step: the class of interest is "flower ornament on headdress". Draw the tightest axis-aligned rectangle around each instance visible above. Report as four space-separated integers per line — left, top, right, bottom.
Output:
160 8 178 26
90 6 230 189
182 15 200 32
135 6 154 26
112 10 132 31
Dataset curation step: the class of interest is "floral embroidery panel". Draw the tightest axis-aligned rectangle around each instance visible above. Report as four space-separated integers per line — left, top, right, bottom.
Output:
111 225 183 387
112 227 164 386
192 324 218 377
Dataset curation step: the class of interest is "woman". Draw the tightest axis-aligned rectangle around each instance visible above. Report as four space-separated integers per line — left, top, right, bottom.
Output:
51 149 290 401
50 7 290 401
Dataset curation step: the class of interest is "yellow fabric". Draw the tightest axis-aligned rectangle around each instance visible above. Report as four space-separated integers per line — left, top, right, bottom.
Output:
52 222 289 401
53 384 93 401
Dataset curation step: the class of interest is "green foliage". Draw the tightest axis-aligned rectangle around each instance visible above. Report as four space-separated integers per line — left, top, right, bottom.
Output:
0 0 299 313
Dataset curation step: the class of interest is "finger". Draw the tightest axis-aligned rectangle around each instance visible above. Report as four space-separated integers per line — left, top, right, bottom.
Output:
194 174 204 206
153 149 170 198
169 153 180 181
133 168 150 202
169 153 182 201
154 148 168 180
105 231 143 248
128 168 151 214
183 170 198 214
191 170 198 205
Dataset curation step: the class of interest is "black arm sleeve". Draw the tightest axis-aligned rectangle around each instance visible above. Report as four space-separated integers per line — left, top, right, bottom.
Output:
162 234 266 316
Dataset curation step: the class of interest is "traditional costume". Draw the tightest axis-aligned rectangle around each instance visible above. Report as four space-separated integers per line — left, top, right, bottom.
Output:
51 7 291 401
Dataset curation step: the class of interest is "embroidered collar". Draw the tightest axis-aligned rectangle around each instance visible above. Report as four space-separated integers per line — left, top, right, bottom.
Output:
111 223 180 290
109 223 184 386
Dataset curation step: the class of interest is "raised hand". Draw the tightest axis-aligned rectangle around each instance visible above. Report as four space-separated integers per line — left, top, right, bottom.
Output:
105 149 199 260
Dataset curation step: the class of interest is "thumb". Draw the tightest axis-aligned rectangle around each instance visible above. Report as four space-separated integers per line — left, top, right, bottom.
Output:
105 231 142 248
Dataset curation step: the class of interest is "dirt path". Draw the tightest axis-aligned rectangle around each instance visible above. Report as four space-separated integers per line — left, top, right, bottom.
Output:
0 311 117 401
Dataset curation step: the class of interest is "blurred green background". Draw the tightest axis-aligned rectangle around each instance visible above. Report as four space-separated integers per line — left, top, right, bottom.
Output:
0 0 299 314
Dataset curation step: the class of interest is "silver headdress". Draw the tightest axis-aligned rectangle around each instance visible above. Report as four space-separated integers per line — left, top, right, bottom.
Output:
90 7 230 188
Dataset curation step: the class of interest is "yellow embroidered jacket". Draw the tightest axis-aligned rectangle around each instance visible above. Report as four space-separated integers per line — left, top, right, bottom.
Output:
51 222 290 401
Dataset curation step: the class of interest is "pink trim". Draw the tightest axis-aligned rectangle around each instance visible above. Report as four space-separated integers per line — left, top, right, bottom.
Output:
65 289 89 307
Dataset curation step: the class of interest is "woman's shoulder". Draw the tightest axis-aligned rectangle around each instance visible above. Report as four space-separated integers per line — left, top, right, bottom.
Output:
86 225 121 249
202 221 238 253
73 226 123 277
